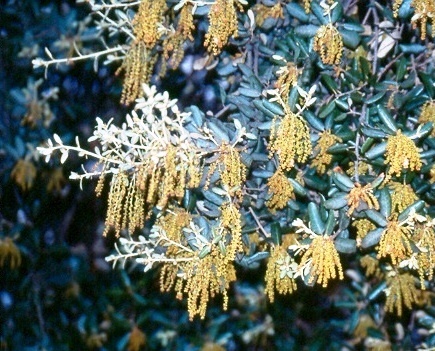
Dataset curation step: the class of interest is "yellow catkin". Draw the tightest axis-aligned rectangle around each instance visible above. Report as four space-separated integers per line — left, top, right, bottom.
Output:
266 168 295 212
0 237 22 269
414 219 435 289
46 168 66 193
11 159 37 191
117 42 157 105
269 112 312 171
388 181 418 213
360 254 383 278
156 207 192 242
311 130 342 174
275 62 299 103
220 202 243 261
411 0 435 39
347 161 371 177
346 183 379 215
418 100 435 136
128 326 146 351
353 314 377 339
385 272 418 316
175 250 237 320
385 130 421 181
253 3 284 27
207 144 246 199
299 235 344 288
313 23 343 65
133 0 167 48
392 0 404 17
265 244 297 302
204 0 240 55
302 0 310 13
377 218 412 266
353 219 376 246
104 171 129 236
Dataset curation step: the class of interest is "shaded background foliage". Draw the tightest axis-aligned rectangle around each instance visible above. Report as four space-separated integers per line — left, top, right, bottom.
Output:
2 0 435 350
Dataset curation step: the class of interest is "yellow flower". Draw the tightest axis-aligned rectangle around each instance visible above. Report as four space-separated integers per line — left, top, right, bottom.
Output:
430 164 435 183
128 326 146 351
377 218 412 266
207 143 246 199
172 250 237 320
266 168 295 212
418 100 435 135
353 219 376 246
177 3 195 41
0 237 22 269
117 42 157 105
46 168 66 193
388 181 418 213
11 159 37 191
414 218 435 289
86 333 107 349
347 161 371 177
133 0 167 48
384 272 418 316
298 235 344 288
302 0 310 13
410 0 435 39
161 32 185 77
204 0 240 55
269 112 312 171
265 244 298 302
346 183 379 215
313 23 343 65
311 130 341 174
353 314 377 339
219 202 243 261
275 62 299 103
392 0 404 17
253 3 284 27
201 342 226 351
384 130 421 181
155 207 192 243
360 254 383 278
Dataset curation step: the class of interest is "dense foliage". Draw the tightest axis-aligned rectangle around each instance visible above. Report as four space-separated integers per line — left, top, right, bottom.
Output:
2 0 435 350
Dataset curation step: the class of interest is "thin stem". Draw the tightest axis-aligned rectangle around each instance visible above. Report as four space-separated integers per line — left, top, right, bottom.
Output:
248 207 270 239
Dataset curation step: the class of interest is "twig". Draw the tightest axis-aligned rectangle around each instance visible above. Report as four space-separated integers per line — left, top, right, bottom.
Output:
248 207 270 239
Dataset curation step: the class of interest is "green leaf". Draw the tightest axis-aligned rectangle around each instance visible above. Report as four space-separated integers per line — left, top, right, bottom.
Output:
361 228 384 248
239 87 261 98
286 2 310 22
321 74 339 94
377 105 398 133
294 24 320 37
365 142 387 160
324 195 348 210
366 92 386 105
366 210 388 227
333 172 355 191
368 281 387 301
335 238 357 253
289 178 307 196
304 110 325 131
378 187 392 219
308 202 325 235
397 200 425 222
310 1 328 24
263 100 285 116
271 222 281 245
319 101 336 119
324 210 336 235
339 29 361 49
